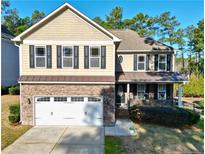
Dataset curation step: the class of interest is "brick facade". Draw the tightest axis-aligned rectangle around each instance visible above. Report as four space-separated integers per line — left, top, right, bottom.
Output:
21 84 115 126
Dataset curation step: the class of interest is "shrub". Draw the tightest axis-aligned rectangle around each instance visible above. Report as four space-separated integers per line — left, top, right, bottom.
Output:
9 86 20 95
8 115 20 123
9 104 20 115
1 86 9 95
130 106 200 127
8 104 20 124
183 74 204 97
198 100 204 109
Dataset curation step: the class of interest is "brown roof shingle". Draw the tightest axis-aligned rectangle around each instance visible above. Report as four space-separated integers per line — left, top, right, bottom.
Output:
110 29 173 52
116 72 187 83
19 75 115 83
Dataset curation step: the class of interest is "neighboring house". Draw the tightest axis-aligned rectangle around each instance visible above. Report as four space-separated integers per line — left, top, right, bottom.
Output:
12 3 186 126
1 25 19 86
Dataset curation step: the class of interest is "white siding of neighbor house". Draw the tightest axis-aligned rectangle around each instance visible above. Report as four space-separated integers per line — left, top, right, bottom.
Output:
1 38 19 86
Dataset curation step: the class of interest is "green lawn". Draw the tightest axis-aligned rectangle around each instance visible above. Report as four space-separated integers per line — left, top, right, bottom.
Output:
1 95 32 150
105 122 204 154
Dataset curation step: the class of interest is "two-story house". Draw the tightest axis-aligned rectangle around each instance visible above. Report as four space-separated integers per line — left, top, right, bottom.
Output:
12 3 186 126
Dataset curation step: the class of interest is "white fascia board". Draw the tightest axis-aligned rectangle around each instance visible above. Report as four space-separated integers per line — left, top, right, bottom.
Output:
23 40 114 45
12 3 121 42
19 81 115 85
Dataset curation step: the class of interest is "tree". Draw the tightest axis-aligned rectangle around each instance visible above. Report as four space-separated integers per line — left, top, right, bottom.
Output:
193 19 204 67
106 6 123 29
31 10 45 24
124 13 158 37
157 12 180 46
1 0 10 14
175 29 186 71
2 8 19 35
93 16 110 29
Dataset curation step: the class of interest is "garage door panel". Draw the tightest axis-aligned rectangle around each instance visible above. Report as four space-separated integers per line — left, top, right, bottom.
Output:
35 96 103 126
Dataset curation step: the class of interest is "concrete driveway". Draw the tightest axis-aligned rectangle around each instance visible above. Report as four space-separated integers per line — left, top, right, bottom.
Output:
2 126 104 154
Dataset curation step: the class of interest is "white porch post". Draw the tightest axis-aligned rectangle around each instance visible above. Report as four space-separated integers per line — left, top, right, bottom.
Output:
178 83 183 108
127 83 130 103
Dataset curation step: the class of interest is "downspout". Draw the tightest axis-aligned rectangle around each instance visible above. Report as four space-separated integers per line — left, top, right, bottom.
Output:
14 42 23 123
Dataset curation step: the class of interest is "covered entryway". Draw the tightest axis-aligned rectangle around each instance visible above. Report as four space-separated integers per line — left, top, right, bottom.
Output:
34 96 103 126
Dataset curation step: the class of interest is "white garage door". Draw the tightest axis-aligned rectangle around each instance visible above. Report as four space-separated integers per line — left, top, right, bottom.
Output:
34 96 103 126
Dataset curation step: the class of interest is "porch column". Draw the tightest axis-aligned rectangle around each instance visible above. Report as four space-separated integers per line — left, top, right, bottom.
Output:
178 83 183 108
127 83 130 102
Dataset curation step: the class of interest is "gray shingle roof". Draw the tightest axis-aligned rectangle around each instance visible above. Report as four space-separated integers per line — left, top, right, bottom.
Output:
110 29 173 52
116 72 187 83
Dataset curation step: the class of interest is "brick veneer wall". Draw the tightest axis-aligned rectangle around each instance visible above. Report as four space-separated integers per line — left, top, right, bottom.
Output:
21 84 115 126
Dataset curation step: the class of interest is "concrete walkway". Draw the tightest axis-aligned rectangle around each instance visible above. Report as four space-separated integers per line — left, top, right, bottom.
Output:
105 119 137 136
2 126 104 154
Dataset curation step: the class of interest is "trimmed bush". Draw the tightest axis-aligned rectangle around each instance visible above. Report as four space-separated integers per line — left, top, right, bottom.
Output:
1 86 9 95
130 106 200 127
9 104 20 115
8 104 20 124
9 86 20 95
8 115 20 123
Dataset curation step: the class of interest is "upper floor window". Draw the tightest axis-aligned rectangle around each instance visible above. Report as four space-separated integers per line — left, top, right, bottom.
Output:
137 54 146 71
62 46 73 68
35 46 46 68
90 46 101 68
158 84 166 100
137 84 146 100
158 54 167 71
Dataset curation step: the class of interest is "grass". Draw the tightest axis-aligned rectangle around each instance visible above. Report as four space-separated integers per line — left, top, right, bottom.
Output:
105 122 204 154
1 95 32 150
105 136 124 154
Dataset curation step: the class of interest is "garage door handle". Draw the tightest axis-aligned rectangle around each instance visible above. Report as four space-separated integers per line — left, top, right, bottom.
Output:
51 112 53 116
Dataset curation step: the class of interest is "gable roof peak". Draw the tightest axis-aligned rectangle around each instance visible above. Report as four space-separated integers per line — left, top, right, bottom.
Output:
12 2 121 42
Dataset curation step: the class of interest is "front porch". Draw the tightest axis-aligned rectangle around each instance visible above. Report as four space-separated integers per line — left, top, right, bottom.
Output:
115 82 183 118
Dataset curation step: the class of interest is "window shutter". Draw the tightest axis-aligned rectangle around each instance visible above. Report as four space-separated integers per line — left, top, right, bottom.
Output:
84 46 89 69
134 54 137 70
154 84 158 99
46 45 52 68
167 54 172 71
154 54 158 71
29 45 35 68
57 45 62 68
146 55 150 70
101 46 106 69
166 84 171 99
146 84 149 98
74 46 79 69
134 84 137 96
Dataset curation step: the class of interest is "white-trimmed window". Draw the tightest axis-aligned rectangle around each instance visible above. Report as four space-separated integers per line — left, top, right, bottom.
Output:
62 46 73 68
137 54 146 71
137 84 146 100
35 46 46 68
158 54 167 71
90 46 101 68
158 84 166 100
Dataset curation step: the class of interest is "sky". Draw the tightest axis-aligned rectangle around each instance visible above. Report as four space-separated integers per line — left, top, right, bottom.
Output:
9 0 204 28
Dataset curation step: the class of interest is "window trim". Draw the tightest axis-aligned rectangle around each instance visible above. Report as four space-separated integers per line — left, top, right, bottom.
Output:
62 45 74 68
89 46 101 68
137 84 146 100
158 54 167 71
158 84 166 100
137 54 146 71
35 45 47 68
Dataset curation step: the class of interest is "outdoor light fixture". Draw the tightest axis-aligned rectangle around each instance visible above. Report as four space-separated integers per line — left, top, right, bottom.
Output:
28 98 31 104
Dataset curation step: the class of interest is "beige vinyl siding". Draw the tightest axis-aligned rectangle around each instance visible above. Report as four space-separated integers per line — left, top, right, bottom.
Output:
21 44 114 76
24 9 111 41
116 53 156 72
116 54 134 72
